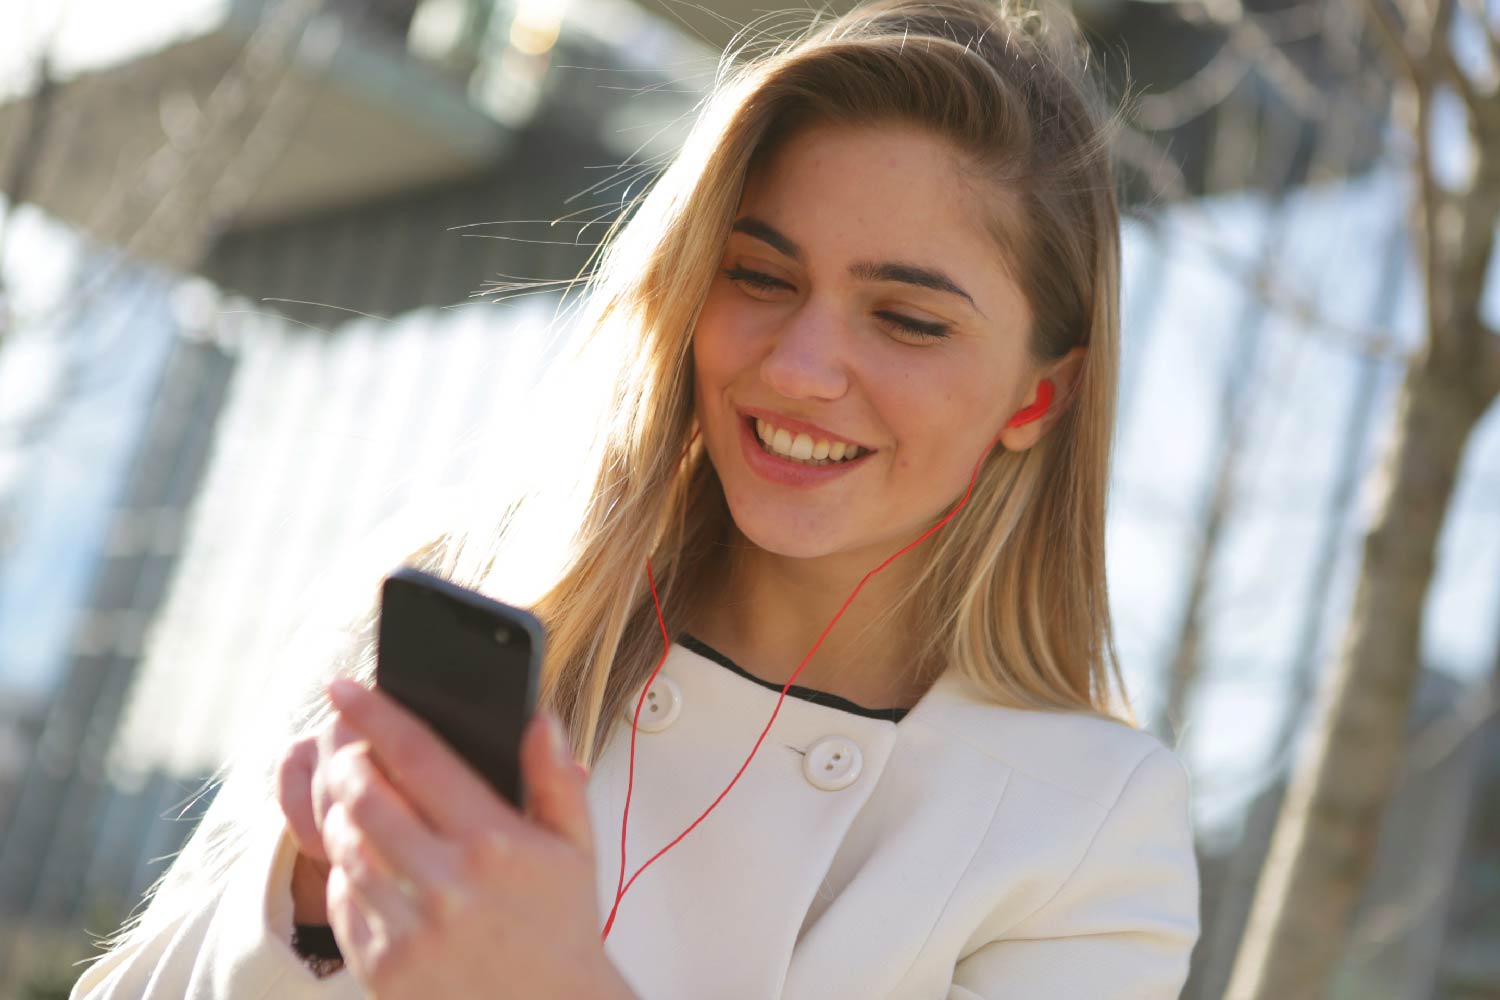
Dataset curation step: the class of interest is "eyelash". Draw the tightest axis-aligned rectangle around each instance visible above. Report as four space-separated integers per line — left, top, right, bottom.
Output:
719 266 952 341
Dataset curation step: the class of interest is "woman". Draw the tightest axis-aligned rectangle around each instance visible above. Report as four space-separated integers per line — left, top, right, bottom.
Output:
71 0 1199 997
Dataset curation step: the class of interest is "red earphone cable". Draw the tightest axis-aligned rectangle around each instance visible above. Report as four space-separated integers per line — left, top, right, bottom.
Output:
598 414 1020 941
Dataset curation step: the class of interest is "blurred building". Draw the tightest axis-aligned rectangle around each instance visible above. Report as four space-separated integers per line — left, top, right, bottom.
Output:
0 1 694 991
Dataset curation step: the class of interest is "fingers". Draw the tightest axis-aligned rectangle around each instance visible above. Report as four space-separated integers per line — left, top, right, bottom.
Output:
324 741 467 920
519 711 594 859
312 710 366 843
281 707 368 864
325 854 382 983
323 800 424 937
276 736 324 862
325 679 523 845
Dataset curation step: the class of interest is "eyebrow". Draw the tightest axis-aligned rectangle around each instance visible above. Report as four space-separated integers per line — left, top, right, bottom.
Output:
729 216 983 315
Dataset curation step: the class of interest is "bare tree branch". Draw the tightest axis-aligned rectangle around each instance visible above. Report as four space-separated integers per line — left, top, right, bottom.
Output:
1136 1 1343 130
1414 82 1447 349
1223 0 1500 994
1482 323 1500 394
1456 0 1500 67
1160 209 1414 361
1113 123 1192 203
1132 42 1253 131
1428 0 1500 125
1360 0 1421 80
1212 7 1328 120
1434 34 1487 111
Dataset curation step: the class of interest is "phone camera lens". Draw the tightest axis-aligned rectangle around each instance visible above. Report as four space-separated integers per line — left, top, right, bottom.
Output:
493 626 512 644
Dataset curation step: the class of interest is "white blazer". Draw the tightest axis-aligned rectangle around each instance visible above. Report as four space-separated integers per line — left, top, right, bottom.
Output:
70 638 1200 999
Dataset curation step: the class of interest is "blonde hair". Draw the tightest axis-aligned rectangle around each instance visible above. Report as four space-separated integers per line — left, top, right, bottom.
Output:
90 0 1129 965
530 0 1132 763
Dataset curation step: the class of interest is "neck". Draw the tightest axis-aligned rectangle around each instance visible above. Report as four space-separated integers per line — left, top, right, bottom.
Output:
683 520 935 710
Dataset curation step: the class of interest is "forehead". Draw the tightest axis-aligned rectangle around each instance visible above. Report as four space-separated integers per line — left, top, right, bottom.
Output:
735 123 1027 311
738 124 990 255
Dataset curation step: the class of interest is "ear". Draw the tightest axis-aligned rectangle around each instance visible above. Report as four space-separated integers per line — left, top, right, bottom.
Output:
996 346 1087 453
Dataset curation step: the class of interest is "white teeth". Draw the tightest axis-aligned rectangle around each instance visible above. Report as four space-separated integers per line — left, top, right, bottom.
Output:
750 415 864 466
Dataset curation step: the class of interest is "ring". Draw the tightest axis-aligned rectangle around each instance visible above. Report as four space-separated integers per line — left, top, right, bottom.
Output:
393 875 422 907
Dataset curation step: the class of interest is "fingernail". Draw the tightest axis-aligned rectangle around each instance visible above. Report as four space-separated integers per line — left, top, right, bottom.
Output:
327 677 362 705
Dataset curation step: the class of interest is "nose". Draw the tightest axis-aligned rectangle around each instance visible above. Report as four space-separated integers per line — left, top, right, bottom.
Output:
759 305 850 402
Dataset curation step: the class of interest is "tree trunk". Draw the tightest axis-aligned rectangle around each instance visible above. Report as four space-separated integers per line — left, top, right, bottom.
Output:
1224 348 1496 999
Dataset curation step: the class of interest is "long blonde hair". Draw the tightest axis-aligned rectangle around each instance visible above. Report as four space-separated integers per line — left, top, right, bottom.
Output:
92 0 1128 963
526 0 1132 763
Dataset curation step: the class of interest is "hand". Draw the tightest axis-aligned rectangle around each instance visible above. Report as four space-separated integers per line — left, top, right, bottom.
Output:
315 678 635 1000
275 706 365 922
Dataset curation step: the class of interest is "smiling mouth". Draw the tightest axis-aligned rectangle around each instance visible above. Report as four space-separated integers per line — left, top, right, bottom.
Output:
746 416 867 467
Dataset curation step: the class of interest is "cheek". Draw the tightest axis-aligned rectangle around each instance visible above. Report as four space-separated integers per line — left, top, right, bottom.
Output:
692 294 760 390
691 310 746 447
691 327 726 386
885 377 997 479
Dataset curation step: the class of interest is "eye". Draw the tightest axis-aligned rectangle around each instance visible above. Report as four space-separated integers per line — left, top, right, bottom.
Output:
721 266 792 293
875 310 952 341
722 267 951 341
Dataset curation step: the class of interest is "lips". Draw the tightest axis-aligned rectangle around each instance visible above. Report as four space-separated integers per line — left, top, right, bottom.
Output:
735 406 872 453
748 416 862 464
735 410 874 488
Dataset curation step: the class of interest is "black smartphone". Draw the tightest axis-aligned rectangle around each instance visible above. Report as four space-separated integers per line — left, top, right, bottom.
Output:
374 566 546 810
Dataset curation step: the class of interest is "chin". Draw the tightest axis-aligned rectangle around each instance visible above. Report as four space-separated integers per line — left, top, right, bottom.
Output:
721 491 851 560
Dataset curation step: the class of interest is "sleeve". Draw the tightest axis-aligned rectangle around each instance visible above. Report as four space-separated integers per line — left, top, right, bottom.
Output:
948 745 1201 1000
69 811 363 1000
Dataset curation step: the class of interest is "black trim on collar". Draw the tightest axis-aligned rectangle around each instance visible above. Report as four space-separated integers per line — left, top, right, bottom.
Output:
677 633 910 723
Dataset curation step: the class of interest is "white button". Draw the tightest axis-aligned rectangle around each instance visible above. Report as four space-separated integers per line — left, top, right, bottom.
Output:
803 736 863 791
620 676 682 732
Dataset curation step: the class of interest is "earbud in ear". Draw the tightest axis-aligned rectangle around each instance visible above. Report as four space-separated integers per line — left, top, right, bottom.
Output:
1005 378 1055 429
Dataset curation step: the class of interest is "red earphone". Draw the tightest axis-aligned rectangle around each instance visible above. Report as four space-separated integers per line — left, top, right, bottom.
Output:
599 379 1055 939
1005 378 1054 428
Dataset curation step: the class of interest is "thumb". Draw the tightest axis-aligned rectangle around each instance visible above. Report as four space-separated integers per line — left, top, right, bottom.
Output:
522 710 595 858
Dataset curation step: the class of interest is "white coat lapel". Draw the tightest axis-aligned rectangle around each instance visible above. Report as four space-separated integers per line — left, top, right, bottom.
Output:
587 642 906 1000
779 670 1012 999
